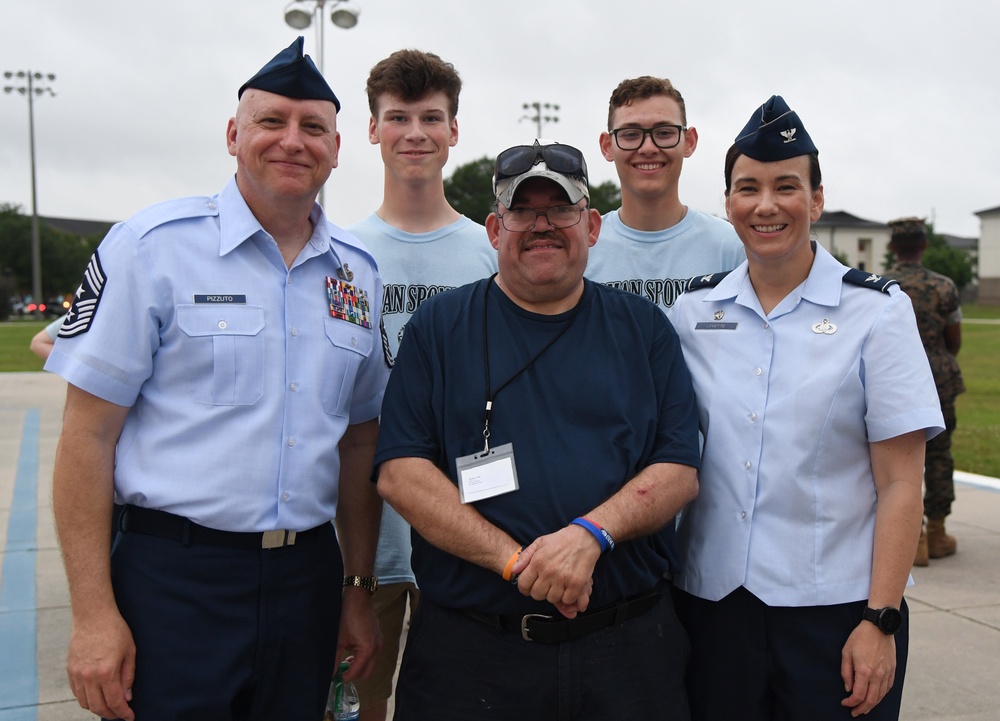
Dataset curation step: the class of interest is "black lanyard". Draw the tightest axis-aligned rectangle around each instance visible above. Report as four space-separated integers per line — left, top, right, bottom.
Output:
479 274 582 452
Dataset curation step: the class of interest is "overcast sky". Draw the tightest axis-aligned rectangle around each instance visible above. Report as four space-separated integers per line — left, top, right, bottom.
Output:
2 0 997 239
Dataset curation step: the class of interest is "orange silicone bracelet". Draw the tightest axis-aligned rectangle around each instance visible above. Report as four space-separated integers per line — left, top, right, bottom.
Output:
502 547 522 581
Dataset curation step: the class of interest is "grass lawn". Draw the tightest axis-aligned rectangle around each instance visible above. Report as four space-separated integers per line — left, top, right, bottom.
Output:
0 319 48 372
3 304 999 476
953 305 1000 478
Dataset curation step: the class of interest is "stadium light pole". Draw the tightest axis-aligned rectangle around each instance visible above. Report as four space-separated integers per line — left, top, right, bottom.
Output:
283 0 360 208
4 70 56 317
520 101 560 139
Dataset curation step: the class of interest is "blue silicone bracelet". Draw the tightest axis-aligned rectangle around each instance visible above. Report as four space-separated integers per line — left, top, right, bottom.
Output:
571 517 612 553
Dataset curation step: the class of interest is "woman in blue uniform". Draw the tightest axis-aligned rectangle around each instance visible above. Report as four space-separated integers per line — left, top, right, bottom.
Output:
668 96 944 720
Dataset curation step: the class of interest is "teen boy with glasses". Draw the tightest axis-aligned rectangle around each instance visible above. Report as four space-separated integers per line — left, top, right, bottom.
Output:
588 76 744 312
374 140 700 720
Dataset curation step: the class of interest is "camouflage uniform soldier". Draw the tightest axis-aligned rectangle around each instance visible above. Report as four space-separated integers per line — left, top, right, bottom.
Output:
889 217 965 566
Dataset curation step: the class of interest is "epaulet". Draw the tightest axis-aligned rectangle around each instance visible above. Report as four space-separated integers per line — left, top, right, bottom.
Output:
842 268 899 293
685 270 732 292
124 196 220 238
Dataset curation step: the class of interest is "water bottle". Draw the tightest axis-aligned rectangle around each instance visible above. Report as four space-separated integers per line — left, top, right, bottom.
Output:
324 660 360 721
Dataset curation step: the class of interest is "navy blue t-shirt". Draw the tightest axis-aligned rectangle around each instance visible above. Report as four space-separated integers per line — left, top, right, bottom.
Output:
375 278 700 614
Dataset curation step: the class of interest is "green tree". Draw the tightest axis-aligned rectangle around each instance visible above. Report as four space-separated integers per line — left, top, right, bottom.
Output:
923 224 974 290
444 156 623 224
444 156 495 225
0 204 30 288
588 180 622 215
0 203 102 303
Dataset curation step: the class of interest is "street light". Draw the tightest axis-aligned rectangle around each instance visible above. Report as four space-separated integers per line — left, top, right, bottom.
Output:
4 70 56 318
282 0 360 207
520 101 560 139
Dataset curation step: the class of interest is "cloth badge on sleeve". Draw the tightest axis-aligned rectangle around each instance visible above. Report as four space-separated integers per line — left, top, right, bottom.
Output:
58 251 106 338
326 276 372 329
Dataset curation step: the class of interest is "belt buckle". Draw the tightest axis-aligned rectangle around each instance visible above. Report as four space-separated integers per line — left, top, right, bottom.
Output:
261 530 296 549
520 613 552 642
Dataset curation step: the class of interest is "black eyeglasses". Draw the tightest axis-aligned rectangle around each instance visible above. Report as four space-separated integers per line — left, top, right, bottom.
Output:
610 124 687 150
497 204 588 232
494 142 588 183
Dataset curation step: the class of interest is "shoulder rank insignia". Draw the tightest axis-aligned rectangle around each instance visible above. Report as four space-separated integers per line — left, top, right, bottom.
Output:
842 268 899 293
685 270 732 292
59 251 106 338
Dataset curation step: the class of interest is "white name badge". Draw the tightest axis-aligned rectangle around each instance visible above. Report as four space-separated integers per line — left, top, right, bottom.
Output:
455 443 520 504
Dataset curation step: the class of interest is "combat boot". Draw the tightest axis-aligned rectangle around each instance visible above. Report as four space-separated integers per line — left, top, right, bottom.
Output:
913 524 929 567
926 517 957 559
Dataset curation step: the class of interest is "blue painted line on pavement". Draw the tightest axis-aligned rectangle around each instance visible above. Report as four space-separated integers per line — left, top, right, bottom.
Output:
0 408 39 717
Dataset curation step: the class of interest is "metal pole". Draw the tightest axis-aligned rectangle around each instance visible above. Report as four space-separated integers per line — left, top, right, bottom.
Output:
284 0 359 210
27 71 43 318
316 0 326 208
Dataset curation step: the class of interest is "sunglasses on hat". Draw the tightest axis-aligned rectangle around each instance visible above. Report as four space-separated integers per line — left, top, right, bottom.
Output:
494 142 588 183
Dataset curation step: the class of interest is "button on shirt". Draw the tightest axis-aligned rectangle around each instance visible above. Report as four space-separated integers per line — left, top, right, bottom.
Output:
46 178 388 532
668 245 943 606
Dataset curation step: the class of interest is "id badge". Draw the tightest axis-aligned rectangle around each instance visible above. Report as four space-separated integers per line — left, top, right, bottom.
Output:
454 443 519 504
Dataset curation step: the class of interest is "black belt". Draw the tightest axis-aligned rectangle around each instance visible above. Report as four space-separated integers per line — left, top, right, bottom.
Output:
120 505 326 550
461 588 663 643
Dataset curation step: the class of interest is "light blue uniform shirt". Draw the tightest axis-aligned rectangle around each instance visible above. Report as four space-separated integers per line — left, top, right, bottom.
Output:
668 244 944 606
47 177 388 533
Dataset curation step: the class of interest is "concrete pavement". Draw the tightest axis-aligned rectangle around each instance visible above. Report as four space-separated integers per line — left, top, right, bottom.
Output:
2 371 999 720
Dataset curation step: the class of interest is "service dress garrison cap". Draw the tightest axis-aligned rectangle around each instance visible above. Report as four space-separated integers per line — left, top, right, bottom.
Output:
238 36 341 111
735 95 816 162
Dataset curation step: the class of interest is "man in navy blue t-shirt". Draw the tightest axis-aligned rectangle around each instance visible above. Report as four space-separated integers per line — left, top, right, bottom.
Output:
375 140 701 721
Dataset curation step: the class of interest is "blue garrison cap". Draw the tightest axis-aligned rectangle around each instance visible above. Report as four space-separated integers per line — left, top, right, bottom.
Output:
734 95 816 161
238 37 341 112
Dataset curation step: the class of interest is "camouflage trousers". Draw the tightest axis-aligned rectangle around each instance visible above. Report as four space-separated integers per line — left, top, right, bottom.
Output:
924 398 957 519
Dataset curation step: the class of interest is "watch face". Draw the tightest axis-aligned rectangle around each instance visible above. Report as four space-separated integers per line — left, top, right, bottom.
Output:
879 608 903 634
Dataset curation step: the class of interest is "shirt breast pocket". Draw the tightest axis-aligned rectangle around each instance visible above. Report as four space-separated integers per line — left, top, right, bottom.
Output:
322 317 373 418
177 304 265 405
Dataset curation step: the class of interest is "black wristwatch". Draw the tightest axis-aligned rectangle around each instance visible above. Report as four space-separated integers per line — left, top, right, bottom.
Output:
862 606 902 635
343 575 378 596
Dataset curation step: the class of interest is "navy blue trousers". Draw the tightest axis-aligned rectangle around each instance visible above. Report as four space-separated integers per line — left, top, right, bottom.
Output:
109 523 341 721
674 586 909 721
394 589 690 721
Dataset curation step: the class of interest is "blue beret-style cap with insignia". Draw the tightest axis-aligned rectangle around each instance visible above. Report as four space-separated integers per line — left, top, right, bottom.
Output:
734 95 817 162
238 36 341 112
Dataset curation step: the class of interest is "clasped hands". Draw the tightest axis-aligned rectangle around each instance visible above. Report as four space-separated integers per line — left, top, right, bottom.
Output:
509 523 601 618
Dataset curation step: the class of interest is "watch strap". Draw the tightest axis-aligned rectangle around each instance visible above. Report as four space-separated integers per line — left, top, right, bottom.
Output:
863 605 901 635
343 575 378 596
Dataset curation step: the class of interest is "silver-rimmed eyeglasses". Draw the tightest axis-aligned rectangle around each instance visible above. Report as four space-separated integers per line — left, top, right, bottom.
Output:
497 204 588 232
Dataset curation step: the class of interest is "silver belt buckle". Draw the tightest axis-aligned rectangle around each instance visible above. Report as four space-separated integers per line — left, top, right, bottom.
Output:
520 613 552 642
261 529 296 549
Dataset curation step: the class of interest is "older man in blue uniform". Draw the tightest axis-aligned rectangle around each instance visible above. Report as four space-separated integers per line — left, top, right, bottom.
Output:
46 38 387 721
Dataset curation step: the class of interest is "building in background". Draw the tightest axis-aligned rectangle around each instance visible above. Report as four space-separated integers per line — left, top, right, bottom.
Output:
975 205 1000 305
812 210 889 272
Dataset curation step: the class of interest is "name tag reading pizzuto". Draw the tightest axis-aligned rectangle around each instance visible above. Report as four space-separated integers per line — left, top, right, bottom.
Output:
194 295 247 304
455 443 519 504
